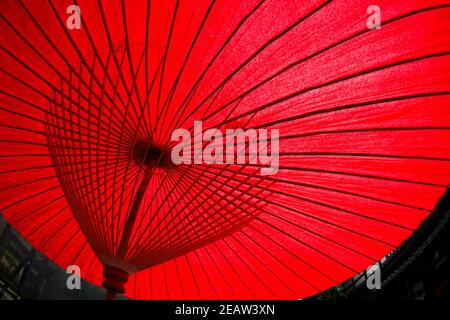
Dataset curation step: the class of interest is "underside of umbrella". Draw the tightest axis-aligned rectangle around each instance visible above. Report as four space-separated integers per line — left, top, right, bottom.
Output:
0 0 450 299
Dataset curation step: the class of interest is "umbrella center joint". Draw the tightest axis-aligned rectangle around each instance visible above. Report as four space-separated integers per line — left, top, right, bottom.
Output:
133 141 171 168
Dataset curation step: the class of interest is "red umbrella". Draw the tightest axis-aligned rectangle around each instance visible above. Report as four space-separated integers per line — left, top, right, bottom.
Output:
1 0 450 299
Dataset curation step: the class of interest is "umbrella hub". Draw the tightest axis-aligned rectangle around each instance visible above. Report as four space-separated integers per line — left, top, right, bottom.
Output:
133 141 172 168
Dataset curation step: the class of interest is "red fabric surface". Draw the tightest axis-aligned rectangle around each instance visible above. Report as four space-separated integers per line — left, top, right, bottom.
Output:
0 0 450 299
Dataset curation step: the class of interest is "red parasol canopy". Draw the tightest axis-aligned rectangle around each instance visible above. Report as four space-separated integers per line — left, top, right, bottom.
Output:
1 0 450 299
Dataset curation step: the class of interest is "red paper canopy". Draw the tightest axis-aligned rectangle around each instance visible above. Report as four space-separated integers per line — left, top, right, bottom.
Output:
1 0 450 299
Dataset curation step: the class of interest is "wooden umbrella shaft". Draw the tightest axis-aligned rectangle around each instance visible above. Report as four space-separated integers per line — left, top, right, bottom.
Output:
102 264 130 300
117 165 154 258
102 146 165 299
103 165 154 299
